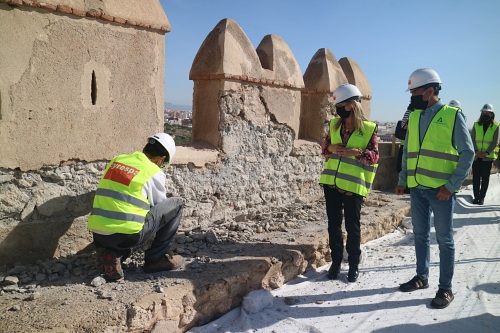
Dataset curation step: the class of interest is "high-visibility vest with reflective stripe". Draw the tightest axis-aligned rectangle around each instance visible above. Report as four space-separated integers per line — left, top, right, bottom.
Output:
88 151 160 234
407 105 460 189
319 118 378 197
474 121 499 160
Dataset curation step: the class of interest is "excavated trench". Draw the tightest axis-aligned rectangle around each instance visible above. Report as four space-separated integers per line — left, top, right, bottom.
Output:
137 192 411 332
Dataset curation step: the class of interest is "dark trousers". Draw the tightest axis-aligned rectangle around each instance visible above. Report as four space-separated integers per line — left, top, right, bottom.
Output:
93 197 183 264
323 185 363 266
472 159 493 200
397 144 404 173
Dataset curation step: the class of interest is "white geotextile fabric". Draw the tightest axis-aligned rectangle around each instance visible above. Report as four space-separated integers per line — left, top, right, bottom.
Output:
188 174 500 333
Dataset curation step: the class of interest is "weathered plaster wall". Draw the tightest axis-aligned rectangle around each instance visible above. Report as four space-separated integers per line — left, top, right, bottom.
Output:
0 1 168 170
190 19 306 148
300 48 348 143
339 57 372 118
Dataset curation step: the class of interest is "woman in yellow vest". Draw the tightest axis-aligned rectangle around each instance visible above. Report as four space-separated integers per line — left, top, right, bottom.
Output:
471 103 499 205
88 133 184 281
319 84 379 282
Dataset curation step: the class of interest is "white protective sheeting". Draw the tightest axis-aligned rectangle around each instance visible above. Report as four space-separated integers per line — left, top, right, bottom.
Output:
188 174 500 333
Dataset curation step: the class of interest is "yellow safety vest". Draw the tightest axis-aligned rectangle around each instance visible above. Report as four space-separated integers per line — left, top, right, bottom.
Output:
407 105 460 188
319 118 378 197
474 121 499 160
88 151 161 234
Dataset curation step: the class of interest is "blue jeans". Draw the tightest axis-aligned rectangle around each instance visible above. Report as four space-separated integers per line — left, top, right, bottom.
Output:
410 188 455 290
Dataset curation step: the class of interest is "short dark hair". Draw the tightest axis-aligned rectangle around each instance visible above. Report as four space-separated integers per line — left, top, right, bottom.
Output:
421 83 441 96
143 138 170 162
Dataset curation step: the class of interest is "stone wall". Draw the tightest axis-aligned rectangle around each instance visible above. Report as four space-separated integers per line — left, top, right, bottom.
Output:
373 142 399 191
0 17 385 266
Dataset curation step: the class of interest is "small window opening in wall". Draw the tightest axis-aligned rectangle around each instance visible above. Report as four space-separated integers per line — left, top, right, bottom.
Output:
91 70 97 105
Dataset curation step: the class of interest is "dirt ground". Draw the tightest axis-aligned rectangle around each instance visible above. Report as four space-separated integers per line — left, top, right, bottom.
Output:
0 190 411 333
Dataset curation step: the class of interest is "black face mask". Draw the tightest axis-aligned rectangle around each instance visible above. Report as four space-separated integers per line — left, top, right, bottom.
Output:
336 106 351 119
479 114 491 123
410 94 428 110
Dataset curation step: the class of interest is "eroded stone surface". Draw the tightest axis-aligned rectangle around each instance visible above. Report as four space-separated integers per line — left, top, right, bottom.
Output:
0 191 410 333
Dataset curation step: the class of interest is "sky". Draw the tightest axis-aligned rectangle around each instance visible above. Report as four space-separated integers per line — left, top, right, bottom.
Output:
159 0 500 128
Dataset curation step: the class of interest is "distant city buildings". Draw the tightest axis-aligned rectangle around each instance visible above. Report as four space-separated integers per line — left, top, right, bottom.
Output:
164 107 400 142
374 121 400 142
164 108 192 127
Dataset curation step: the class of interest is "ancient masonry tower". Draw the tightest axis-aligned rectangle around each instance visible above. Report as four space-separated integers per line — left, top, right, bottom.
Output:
0 2 382 270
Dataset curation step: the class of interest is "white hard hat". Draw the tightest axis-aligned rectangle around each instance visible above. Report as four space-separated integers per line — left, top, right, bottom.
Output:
148 133 176 162
480 103 494 112
449 100 461 108
406 68 442 91
332 84 362 105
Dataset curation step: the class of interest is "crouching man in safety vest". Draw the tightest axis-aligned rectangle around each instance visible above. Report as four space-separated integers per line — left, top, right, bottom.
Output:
395 68 474 309
88 133 184 281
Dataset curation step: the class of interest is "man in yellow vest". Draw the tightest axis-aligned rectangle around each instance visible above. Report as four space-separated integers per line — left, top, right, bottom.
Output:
88 133 184 281
395 68 474 309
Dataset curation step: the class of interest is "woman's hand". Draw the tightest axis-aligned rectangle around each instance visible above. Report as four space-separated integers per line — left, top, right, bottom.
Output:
327 144 343 154
330 144 360 157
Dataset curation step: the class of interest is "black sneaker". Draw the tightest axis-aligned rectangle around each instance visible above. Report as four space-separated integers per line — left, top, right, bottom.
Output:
328 262 341 280
399 275 429 292
431 288 454 309
478 199 484 205
473 198 479 204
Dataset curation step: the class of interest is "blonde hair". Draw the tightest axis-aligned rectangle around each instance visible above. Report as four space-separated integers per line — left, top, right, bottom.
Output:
334 100 367 133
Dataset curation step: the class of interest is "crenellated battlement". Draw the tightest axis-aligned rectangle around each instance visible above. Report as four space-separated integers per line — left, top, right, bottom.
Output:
186 18 371 153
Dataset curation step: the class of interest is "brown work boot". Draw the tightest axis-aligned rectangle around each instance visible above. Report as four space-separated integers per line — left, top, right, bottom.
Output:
143 254 184 273
101 249 124 281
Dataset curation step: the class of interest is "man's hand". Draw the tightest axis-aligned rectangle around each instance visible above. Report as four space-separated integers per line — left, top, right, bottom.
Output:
395 185 406 195
437 185 452 201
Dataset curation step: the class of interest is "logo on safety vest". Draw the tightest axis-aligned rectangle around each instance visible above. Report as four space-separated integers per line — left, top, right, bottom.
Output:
104 162 139 186
436 117 443 123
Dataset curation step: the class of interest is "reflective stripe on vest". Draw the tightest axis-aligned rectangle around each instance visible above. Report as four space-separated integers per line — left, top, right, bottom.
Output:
407 105 459 189
474 121 499 160
319 118 378 197
88 151 161 234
